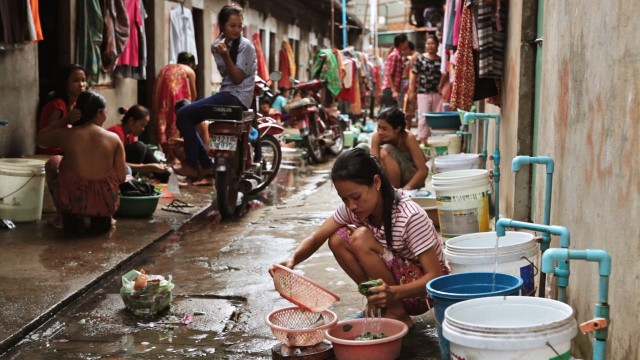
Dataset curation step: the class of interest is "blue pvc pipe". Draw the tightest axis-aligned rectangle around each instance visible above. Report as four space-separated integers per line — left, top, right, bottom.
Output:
495 218 570 303
462 112 501 222
511 156 555 297
541 248 611 360
341 0 347 49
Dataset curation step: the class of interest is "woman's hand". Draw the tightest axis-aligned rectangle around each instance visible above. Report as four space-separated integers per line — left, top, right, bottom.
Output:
365 279 398 308
268 258 295 277
65 109 82 125
214 40 229 57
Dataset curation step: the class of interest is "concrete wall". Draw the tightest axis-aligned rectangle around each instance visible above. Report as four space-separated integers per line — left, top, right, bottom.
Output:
493 1 640 359
533 1 640 358
0 45 39 157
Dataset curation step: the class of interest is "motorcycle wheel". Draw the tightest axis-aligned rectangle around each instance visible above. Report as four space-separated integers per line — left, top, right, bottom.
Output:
328 125 345 155
304 113 325 163
249 134 282 195
215 152 241 218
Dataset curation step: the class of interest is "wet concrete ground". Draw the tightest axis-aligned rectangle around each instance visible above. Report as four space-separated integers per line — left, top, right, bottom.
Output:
0 149 441 359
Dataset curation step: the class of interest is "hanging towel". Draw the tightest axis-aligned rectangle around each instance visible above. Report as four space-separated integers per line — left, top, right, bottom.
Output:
29 0 43 41
0 0 30 45
312 49 341 96
278 47 291 88
169 5 198 65
101 0 130 72
478 0 507 78
282 40 296 78
252 33 269 80
118 0 141 67
76 0 104 85
114 0 147 79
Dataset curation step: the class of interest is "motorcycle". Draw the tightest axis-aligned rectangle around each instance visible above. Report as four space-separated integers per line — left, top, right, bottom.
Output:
286 79 347 163
203 72 284 217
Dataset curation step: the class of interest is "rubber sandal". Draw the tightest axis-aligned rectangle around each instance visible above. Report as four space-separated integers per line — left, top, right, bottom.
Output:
161 201 191 215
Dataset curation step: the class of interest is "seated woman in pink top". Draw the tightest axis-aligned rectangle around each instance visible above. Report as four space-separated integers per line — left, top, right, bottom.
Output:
37 91 126 234
108 105 170 182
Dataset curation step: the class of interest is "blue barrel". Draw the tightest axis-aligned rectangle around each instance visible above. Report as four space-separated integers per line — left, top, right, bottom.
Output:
426 272 523 360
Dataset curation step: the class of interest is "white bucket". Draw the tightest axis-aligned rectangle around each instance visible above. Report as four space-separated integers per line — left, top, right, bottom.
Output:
444 134 462 154
427 136 450 158
0 158 46 222
434 153 480 173
431 169 490 237
443 296 577 360
444 231 538 295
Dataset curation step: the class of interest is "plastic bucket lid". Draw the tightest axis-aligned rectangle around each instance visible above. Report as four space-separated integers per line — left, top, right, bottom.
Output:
444 231 537 265
443 296 577 350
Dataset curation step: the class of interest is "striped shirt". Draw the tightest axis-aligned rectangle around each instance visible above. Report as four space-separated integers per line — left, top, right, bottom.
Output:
332 190 445 263
211 36 257 109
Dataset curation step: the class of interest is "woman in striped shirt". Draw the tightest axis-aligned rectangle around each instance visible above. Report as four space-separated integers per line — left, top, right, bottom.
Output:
275 148 447 328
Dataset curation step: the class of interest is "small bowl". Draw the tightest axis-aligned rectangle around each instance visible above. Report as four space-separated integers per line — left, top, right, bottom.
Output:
324 318 409 360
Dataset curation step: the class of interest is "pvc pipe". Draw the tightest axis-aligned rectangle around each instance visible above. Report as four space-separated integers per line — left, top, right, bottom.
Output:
342 0 347 48
495 218 570 302
541 248 611 360
511 155 555 297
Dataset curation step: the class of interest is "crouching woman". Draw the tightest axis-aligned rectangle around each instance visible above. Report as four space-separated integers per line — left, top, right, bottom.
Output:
274 148 448 328
37 91 126 234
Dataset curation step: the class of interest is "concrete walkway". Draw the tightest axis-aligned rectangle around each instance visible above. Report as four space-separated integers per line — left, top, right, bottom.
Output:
0 183 216 354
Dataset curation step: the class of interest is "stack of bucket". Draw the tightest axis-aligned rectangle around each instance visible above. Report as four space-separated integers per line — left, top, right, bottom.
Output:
0 158 46 222
433 153 481 173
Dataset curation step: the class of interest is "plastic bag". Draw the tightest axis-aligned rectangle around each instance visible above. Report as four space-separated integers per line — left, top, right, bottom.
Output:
120 269 174 317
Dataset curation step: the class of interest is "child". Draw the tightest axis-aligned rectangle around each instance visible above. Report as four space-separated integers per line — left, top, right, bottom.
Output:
273 148 447 328
37 91 126 234
107 105 170 182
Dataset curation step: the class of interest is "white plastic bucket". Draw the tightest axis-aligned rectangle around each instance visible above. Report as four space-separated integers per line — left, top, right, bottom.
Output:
0 158 46 222
431 169 490 237
443 296 577 360
444 231 538 295
434 153 480 173
427 136 450 158
444 134 462 154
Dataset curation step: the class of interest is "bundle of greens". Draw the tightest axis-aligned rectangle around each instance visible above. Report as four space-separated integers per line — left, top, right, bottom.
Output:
358 279 383 296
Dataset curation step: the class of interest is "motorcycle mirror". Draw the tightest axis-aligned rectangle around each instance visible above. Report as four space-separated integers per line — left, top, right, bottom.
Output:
269 71 282 82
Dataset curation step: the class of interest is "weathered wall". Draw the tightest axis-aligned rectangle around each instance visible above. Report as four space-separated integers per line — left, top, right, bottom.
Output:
535 1 640 358
0 45 39 157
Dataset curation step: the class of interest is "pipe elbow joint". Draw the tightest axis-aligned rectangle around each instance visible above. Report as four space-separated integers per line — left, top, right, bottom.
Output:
463 112 477 125
548 225 570 248
511 156 532 172
495 218 512 237
541 248 569 273
537 156 555 173
587 249 612 276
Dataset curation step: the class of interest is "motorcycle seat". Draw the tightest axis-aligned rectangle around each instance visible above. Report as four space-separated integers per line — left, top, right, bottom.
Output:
200 105 245 120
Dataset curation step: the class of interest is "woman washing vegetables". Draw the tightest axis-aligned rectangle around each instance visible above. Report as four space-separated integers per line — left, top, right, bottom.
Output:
272 148 448 328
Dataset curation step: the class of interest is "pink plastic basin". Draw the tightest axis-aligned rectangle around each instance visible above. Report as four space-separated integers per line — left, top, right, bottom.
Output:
324 318 409 360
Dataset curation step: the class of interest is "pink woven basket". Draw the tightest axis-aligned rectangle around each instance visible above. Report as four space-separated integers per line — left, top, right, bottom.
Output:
266 306 338 347
272 264 340 312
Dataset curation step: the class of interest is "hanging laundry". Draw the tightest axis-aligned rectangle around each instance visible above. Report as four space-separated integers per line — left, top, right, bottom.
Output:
252 33 268 80
29 0 43 41
282 40 296 78
278 46 291 88
76 0 103 85
114 0 148 79
169 5 198 65
0 0 33 46
101 0 130 72
118 0 141 67
478 0 507 78
337 58 356 103
449 4 474 111
312 49 341 96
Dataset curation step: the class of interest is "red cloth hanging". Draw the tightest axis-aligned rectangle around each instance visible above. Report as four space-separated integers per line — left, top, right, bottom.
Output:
252 33 269 80
279 48 291 88
449 5 475 111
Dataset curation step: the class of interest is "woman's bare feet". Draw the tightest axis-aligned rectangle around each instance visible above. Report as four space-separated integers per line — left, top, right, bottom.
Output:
383 304 414 329
172 164 200 179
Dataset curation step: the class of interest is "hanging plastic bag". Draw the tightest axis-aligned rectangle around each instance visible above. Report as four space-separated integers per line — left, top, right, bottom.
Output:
167 168 181 195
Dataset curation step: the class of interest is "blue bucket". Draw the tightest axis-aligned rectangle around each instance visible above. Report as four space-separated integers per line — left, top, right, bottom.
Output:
426 272 523 360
